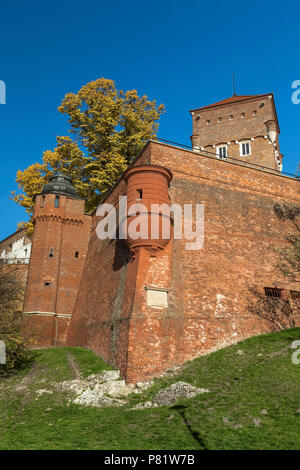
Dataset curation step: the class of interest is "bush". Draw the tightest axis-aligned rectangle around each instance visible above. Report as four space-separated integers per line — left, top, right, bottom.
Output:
0 260 32 376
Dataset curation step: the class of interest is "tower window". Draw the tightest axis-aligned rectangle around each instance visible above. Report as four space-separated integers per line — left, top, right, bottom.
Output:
240 141 251 156
41 196 45 208
217 145 227 159
136 188 143 201
206 120 210 124
44 282 51 287
55 196 60 208
241 113 245 118
49 248 54 258
229 115 233 120
218 117 222 122
264 287 282 298
75 251 79 258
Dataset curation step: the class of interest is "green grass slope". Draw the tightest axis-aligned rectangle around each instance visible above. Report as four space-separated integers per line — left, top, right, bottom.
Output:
0 329 300 450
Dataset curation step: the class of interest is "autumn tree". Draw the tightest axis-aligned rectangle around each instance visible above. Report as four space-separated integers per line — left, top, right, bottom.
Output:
12 78 164 235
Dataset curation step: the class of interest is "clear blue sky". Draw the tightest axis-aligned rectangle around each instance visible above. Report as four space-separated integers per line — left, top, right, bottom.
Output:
0 0 299 240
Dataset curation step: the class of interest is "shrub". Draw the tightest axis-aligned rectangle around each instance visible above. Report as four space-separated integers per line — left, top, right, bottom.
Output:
0 260 32 376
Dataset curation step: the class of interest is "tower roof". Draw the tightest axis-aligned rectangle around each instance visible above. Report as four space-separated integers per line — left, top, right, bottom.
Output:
190 93 274 113
42 173 81 198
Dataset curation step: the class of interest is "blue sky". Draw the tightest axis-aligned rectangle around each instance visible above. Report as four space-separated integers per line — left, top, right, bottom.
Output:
0 0 299 240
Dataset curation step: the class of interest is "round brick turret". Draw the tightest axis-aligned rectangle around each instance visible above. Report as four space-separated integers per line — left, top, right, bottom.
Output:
22 174 91 347
122 165 173 253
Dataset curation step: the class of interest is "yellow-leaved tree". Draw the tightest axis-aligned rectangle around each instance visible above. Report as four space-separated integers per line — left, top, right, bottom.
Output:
12 78 164 235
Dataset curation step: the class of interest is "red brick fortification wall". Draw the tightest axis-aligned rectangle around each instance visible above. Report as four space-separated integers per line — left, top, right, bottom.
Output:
120 142 300 382
148 142 300 356
68 141 300 383
67 231 139 376
67 147 152 375
22 314 70 348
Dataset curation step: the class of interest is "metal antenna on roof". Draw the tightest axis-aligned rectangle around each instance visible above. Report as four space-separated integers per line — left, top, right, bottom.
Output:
233 72 236 96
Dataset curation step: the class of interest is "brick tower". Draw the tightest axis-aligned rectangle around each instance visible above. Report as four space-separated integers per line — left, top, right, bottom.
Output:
122 165 173 253
22 174 91 346
190 93 282 171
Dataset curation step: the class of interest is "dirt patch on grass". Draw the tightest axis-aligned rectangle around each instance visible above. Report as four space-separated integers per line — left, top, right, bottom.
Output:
67 353 81 379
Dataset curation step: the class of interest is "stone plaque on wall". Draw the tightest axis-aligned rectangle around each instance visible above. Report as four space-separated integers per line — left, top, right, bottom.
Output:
145 287 168 308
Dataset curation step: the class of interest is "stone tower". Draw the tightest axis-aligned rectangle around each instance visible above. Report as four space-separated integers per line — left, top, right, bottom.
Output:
22 174 91 346
190 93 282 171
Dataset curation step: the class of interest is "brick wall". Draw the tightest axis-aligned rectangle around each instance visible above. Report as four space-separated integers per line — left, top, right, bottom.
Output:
21 314 71 348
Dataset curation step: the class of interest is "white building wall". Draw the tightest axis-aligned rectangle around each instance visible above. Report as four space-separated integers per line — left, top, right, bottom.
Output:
0 237 31 264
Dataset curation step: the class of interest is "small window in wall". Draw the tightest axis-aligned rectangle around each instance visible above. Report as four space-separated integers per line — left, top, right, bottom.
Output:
240 141 251 156
44 282 51 287
290 290 300 300
49 248 54 258
75 251 79 258
55 195 60 208
136 188 143 201
264 287 282 298
41 195 45 208
217 145 227 159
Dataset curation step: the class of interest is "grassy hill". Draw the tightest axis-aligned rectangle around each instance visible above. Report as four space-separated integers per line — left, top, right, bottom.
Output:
0 328 300 450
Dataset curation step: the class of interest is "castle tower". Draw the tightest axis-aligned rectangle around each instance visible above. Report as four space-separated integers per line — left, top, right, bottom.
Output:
22 174 91 347
190 93 282 171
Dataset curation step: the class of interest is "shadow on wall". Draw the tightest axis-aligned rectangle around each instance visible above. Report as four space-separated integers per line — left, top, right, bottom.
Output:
112 236 130 271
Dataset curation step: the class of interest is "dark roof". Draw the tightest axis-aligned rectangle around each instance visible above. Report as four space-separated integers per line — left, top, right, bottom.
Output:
190 93 274 113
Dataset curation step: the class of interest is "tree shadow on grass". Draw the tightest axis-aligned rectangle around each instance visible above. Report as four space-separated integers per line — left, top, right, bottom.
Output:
172 404 208 450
